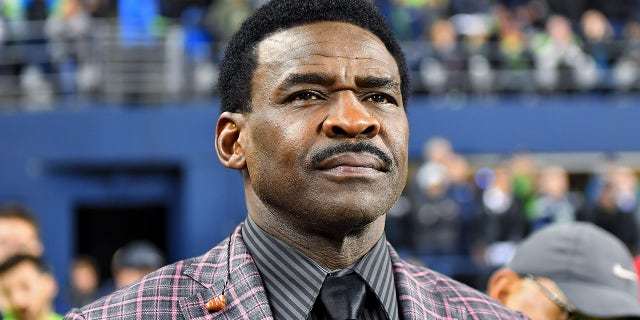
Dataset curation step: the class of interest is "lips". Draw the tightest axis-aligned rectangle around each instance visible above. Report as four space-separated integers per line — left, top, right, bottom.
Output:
315 153 388 172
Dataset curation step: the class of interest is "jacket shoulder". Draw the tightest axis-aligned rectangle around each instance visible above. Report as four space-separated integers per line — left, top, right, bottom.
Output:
64 242 229 320
394 258 527 319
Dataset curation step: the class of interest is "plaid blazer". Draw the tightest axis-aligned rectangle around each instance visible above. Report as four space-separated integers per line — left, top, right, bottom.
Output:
65 224 527 319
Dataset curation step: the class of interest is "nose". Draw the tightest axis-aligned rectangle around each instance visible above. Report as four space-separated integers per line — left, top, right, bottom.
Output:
322 92 380 138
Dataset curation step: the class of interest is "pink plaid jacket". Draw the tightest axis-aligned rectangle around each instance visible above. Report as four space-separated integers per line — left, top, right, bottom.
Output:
65 224 527 319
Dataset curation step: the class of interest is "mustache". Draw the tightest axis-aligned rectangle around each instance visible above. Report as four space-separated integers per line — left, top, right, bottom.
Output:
310 142 393 167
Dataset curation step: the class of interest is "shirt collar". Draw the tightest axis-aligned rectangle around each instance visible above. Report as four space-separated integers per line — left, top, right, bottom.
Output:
243 216 397 320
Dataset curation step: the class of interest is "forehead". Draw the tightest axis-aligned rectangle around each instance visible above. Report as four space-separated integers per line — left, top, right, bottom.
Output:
0 217 36 233
256 21 399 78
1 261 40 281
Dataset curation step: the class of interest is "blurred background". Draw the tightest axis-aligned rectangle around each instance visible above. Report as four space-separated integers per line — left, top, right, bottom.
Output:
1 0 640 313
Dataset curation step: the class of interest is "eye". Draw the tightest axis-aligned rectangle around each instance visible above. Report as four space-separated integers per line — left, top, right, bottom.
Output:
366 93 396 105
290 91 322 101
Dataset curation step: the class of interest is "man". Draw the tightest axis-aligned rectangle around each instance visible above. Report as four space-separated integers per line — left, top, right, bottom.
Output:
0 254 62 320
0 203 44 264
0 203 45 317
487 221 640 320
65 0 525 318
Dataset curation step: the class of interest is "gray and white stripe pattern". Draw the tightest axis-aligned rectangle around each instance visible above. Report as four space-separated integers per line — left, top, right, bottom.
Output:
243 217 399 320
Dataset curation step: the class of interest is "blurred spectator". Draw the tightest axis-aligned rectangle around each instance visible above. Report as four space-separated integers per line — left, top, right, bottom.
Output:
0 254 62 320
584 156 621 205
63 255 101 308
45 0 94 95
420 18 466 92
407 161 462 256
493 6 536 91
579 9 619 90
444 153 478 255
0 0 54 105
406 136 455 211
0 203 45 316
487 222 640 320
614 19 640 91
387 0 430 41
509 151 537 204
422 135 454 165
451 13 495 92
204 0 253 43
0 203 43 264
471 163 528 270
527 165 580 230
99 240 164 294
530 14 597 91
611 165 640 216
578 180 639 255
179 5 218 96
385 194 412 253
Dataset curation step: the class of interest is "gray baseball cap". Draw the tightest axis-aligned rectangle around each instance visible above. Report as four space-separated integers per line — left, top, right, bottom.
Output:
508 222 640 318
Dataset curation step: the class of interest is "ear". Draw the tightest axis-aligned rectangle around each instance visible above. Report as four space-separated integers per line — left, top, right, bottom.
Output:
487 268 520 304
215 112 247 170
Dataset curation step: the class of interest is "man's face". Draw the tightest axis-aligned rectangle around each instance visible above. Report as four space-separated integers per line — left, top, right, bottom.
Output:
504 277 572 320
235 21 408 235
0 261 56 320
0 218 42 263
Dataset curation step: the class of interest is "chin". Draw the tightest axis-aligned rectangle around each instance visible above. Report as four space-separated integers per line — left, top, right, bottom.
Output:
315 208 385 234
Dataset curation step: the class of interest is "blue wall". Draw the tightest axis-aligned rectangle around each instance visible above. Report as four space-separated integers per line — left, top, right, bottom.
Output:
1 94 639 312
407 94 640 156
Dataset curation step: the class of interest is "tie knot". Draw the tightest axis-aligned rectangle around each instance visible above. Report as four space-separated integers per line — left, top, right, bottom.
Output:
317 273 367 320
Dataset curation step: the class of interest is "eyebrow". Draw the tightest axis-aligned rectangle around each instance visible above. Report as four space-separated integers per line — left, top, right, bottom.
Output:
281 73 399 91
282 73 334 88
356 75 400 91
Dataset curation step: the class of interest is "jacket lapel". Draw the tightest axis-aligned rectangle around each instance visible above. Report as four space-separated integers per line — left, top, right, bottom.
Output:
390 245 464 320
179 224 274 319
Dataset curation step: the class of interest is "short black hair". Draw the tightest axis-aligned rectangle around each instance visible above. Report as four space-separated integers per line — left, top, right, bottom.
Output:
218 0 409 113
0 254 50 275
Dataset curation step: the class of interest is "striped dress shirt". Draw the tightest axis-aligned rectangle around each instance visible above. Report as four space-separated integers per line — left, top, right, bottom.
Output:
243 217 399 320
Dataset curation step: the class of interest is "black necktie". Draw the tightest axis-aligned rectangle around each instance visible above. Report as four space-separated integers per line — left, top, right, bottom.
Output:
317 273 367 320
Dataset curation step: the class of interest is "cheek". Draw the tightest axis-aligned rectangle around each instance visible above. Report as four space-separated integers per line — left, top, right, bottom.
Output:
246 117 308 176
506 290 563 320
384 116 409 166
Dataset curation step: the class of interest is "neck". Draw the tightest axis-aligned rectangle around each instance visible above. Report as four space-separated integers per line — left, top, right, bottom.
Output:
249 210 386 270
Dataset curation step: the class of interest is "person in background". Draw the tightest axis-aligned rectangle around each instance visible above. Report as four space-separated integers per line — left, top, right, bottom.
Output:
63 256 101 308
578 164 639 255
0 203 44 264
99 240 164 295
472 163 528 276
527 164 579 230
0 254 62 320
65 0 525 319
0 203 46 317
487 221 640 320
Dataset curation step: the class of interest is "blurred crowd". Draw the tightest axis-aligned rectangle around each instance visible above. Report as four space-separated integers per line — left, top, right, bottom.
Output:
380 0 640 93
1 0 640 107
0 202 165 318
386 136 640 288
